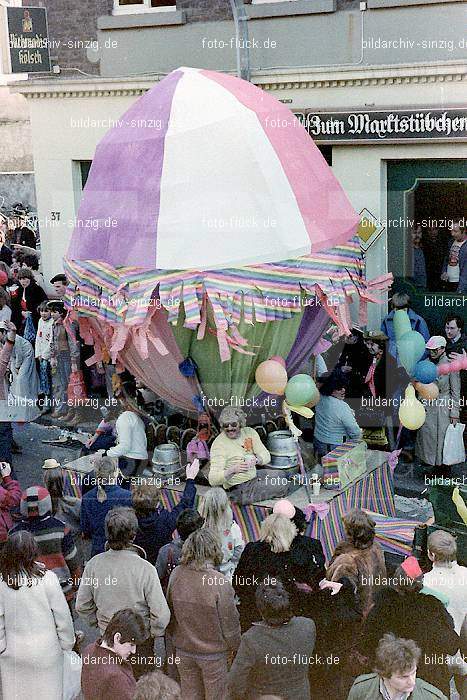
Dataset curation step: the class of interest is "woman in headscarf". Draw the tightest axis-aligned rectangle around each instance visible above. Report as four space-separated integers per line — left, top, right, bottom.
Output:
8 331 41 422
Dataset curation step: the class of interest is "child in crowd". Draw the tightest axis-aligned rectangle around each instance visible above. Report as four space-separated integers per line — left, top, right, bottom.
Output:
35 301 54 409
200 487 244 581
48 300 81 423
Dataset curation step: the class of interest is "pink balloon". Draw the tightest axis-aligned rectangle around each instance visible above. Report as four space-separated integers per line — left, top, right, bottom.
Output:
437 364 450 376
437 356 467 375
270 355 286 368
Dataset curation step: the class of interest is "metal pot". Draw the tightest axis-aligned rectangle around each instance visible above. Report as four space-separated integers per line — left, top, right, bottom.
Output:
152 443 184 480
267 430 299 469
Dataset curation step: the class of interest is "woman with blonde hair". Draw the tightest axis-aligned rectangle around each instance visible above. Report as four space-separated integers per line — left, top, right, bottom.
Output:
80 455 132 557
233 514 298 631
200 487 244 580
166 528 241 700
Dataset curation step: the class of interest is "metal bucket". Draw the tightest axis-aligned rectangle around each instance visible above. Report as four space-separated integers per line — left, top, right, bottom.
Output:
267 430 299 469
152 443 184 480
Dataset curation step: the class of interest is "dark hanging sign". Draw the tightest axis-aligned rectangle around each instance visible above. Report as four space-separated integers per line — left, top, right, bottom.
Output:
6 6 51 73
295 109 467 143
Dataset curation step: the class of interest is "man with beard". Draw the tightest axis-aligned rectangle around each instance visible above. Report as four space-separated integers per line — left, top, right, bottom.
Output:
208 407 290 505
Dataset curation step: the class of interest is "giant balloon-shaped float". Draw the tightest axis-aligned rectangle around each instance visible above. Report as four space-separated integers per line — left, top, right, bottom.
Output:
64 67 393 425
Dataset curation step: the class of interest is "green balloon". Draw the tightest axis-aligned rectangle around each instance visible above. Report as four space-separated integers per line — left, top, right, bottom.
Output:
393 309 412 342
397 330 426 375
285 374 318 406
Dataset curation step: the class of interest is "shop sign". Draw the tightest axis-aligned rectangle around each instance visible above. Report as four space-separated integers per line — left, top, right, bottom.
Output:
296 109 467 143
6 6 51 73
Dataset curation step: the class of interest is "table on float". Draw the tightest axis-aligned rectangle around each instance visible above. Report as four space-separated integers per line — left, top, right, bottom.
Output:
62 450 418 563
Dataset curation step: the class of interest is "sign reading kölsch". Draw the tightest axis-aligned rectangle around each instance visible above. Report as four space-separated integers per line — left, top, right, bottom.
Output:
295 109 467 142
6 6 51 73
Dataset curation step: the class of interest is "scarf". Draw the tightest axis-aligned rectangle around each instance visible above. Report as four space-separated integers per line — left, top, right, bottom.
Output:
365 358 378 398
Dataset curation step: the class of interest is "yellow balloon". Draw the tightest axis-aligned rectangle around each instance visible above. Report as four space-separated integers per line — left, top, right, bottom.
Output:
399 384 426 430
289 405 314 418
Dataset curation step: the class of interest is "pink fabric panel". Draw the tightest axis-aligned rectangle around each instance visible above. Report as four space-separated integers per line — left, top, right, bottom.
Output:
201 69 359 253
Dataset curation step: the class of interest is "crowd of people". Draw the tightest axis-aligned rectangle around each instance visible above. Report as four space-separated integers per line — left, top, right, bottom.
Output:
411 220 467 293
0 207 464 699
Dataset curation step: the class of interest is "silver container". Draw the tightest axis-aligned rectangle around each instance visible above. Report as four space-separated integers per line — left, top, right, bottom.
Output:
267 430 299 469
152 443 184 480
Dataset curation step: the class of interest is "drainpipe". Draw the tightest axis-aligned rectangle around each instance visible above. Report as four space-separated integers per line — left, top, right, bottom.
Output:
228 0 251 81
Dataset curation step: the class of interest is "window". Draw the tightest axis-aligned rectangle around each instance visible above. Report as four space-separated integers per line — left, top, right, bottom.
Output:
113 0 176 13
79 161 92 189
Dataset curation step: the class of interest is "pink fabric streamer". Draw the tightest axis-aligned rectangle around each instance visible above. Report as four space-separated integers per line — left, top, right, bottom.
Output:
304 502 330 521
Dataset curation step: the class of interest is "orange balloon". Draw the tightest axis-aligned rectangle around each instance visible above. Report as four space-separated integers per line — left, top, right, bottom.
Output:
414 381 439 401
255 360 288 395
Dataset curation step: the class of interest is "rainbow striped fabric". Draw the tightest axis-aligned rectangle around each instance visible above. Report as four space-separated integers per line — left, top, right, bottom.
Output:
63 236 365 331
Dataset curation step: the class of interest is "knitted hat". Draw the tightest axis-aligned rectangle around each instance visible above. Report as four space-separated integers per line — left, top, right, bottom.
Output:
400 555 423 580
273 499 296 519
20 486 52 518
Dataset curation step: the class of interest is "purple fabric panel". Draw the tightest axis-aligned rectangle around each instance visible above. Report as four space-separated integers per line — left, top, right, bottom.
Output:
67 70 183 268
285 304 330 375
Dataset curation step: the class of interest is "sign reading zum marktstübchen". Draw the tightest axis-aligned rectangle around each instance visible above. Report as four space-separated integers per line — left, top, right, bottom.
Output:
295 109 467 143
7 6 50 73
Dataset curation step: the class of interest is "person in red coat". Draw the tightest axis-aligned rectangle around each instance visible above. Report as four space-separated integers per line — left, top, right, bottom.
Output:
81 609 148 700
0 461 21 545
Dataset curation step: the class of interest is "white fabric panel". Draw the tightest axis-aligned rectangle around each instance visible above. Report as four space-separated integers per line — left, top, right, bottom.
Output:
156 67 310 270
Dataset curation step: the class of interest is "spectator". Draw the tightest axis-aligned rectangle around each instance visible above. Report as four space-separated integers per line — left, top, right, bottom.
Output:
0 288 11 323
133 460 199 565
199 486 244 580
134 671 181 700
48 300 81 422
35 300 54 407
412 225 427 288
423 531 467 698
81 609 148 700
313 371 362 459
234 513 298 632
9 486 82 605
106 393 148 477
228 581 316 700
0 461 21 548
441 220 467 293
41 459 82 555
166 528 241 700
445 314 466 355
325 327 370 401
8 204 36 249
0 321 17 462
9 332 41 422
76 507 170 678
361 558 459 695
80 455 132 557
156 508 205 592
0 531 75 700
415 336 460 470
326 509 386 618
21 253 47 291
348 634 448 700
381 293 430 360
49 273 67 298
14 267 47 331
0 228 13 267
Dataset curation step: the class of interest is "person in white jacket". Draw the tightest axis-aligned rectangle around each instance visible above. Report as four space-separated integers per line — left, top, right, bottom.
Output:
35 301 54 407
106 396 148 476
0 530 76 700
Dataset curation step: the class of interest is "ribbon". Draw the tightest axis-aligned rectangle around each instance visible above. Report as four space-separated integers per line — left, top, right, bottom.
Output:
365 358 377 398
109 324 130 363
304 502 330 522
282 400 302 440
387 448 402 475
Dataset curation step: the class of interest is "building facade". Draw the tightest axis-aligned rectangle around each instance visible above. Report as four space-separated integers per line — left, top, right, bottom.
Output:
9 0 467 327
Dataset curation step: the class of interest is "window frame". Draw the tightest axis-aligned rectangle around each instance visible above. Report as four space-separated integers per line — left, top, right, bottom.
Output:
112 0 177 14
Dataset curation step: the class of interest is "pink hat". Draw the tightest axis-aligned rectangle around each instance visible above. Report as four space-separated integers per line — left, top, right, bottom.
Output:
425 336 446 350
0 271 8 286
273 499 296 519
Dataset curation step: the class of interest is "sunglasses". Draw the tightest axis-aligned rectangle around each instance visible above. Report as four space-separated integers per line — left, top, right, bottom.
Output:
222 422 239 429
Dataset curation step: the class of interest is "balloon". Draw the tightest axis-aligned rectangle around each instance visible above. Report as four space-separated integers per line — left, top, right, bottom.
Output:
393 309 412 342
285 374 319 407
255 360 288 395
438 356 467 375
289 404 314 418
414 381 439 401
414 360 437 384
269 355 286 368
397 331 426 375
399 384 426 430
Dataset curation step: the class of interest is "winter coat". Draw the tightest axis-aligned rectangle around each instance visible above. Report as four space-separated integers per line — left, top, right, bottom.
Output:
133 478 196 565
347 673 447 700
80 484 132 557
442 239 467 293
361 587 460 695
9 334 40 421
0 568 75 700
381 308 430 360
81 641 136 700
10 281 47 330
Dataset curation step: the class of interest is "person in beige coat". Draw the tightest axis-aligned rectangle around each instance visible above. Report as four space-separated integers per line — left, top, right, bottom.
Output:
0 531 75 700
415 337 461 468
75 506 170 678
